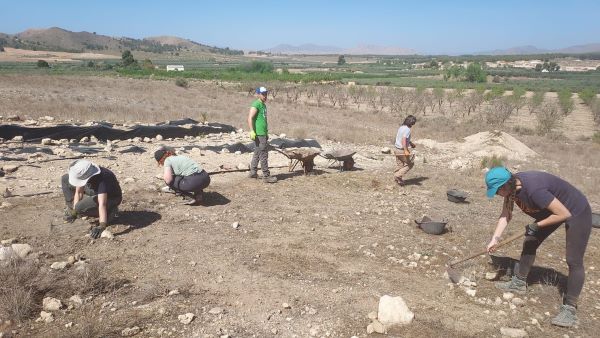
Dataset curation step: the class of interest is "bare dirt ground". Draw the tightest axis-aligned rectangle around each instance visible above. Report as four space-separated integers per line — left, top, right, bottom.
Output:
1 75 600 337
0 48 120 63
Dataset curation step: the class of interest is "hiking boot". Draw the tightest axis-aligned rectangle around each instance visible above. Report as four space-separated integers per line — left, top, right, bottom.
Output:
495 275 527 294
551 304 578 327
394 177 405 186
248 171 258 179
263 176 277 184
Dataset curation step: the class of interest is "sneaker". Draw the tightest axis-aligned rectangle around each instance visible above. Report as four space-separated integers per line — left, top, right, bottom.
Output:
263 176 277 184
495 275 527 294
248 172 258 179
161 186 176 194
551 304 578 327
394 178 405 186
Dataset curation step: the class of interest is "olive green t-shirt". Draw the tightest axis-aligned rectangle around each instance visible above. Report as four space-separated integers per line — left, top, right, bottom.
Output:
164 155 201 176
251 99 268 136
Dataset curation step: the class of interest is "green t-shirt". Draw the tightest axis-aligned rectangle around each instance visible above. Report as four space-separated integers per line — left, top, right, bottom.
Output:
251 99 268 136
164 155 202 176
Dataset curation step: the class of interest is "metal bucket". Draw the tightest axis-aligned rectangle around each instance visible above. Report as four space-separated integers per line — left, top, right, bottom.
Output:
415 216 448 235
447 189 468 203
593 212 600 229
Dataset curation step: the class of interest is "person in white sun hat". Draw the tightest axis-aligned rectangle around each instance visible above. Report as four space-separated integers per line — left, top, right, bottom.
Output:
61 159 122 239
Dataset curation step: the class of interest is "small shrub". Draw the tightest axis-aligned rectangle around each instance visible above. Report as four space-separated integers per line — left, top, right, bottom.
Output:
512 125 535 136
578 87 597 106
481 154 506 169
536 102 562 135
591 98 600 124
36 60 49 68
86 60 95 68
175 78 189 88
557 89 574 115
200 112 208 124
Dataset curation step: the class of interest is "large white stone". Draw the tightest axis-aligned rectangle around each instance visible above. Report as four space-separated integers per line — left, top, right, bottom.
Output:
178 313 195 324
377 295 414 326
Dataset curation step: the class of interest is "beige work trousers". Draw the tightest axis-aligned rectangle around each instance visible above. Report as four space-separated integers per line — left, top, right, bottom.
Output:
393 149 414 180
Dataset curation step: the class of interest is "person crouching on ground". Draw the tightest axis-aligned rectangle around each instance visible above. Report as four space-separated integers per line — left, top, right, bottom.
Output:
154 147 210 206
485 166 592 327
247 86 277 183
393 115 417 186
62 159 122 239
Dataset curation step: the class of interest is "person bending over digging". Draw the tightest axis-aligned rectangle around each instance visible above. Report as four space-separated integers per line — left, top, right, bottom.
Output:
154 147 210 206
485 166 592 327
247 86 277 183
393 115 417 186
62 159 122 239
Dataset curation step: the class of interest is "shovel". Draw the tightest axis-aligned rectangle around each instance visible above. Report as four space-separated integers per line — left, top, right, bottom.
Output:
446 232 525 283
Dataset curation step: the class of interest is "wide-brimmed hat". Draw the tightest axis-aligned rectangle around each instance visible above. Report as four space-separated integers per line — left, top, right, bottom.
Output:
68 159 100 187
485 166 511 198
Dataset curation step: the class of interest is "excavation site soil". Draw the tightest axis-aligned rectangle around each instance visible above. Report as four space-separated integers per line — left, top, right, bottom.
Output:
1 75 600 337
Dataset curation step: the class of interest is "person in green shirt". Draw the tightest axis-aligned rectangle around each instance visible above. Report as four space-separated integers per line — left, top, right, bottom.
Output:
247 86 277 183
154 147 211 205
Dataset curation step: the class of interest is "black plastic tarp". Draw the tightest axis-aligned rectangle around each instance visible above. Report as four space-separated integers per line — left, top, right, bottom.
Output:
0 122 236 142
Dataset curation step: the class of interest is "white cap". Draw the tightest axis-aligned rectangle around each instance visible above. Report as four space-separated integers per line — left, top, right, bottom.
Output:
68 160 100 187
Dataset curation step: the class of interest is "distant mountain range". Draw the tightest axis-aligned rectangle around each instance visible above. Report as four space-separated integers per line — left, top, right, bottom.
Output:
474 43 600 55
263 43 417 55
0 27 242 55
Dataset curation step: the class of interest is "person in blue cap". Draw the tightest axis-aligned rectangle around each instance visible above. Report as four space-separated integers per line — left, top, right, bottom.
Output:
485 166 592 327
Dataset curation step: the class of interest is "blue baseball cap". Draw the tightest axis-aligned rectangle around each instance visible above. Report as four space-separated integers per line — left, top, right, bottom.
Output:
255 86 268 94
485 166 512 198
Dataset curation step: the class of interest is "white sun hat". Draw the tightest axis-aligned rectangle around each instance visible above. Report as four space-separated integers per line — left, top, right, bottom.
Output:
68 159 101 187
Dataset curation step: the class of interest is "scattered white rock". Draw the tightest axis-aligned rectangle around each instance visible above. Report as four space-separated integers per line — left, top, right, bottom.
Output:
38 311 54 323
168 289 180 296
11 243 32 258
503 292 515 301
2 164 19 173
100 230 114 239
485 271 499 280
155 134 163 141
377 295 414 326
282 302 291 309
80 137 90 143
178 313 195 324
41 138 53 145
0 238 17 245
381 147 391 154
50 261 69 270
0 246 16 260
232 222 240 229
121 326 141 336
65 322 73 328
367 311 378 320
465 288 477 297
12 135 24 142
237 163 249 170
208 307 223 315
43 297 63 311
511 297 525 307
500 327 528 337
69 295 84 306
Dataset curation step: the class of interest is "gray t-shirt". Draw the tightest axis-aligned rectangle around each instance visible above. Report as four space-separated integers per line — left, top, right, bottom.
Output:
395 125 411 149
164 155 202 176
514 171 589 221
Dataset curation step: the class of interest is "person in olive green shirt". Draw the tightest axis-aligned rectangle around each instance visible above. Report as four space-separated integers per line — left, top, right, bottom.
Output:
247 86 277 183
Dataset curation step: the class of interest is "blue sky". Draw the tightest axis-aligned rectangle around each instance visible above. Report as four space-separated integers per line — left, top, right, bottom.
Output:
1 0 599 54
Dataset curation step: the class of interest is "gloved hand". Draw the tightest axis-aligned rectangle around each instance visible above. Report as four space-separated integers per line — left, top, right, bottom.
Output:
63 209 78 223
249 131 256 140
525 222 540 237
90 222 107 239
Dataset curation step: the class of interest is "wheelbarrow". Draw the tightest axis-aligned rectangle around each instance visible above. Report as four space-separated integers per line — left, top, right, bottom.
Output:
320 149 356 171
274 147 321 174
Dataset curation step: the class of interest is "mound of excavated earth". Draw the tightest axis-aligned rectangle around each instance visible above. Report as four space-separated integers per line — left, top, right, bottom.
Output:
418 131 537 170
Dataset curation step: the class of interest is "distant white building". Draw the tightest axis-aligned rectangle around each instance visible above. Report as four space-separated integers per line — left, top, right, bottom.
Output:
166 65 184 71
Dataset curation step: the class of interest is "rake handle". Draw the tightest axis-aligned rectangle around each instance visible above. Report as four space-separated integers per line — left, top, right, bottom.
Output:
449 232 524 267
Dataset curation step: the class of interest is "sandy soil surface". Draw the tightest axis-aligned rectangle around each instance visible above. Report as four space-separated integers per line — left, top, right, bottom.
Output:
0 47 120 63
1 117 600 337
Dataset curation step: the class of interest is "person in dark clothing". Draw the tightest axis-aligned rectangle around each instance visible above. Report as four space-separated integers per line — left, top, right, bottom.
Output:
485 166 592 328
154 147 210 206
61 159 122 239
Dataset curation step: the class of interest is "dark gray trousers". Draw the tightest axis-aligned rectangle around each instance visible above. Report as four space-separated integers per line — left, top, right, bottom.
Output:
169 170 210 197
517 204 592 307
250 135 270 176
61 174 121 217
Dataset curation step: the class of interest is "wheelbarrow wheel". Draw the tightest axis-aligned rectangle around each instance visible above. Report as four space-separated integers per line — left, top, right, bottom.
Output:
342 158 354 171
